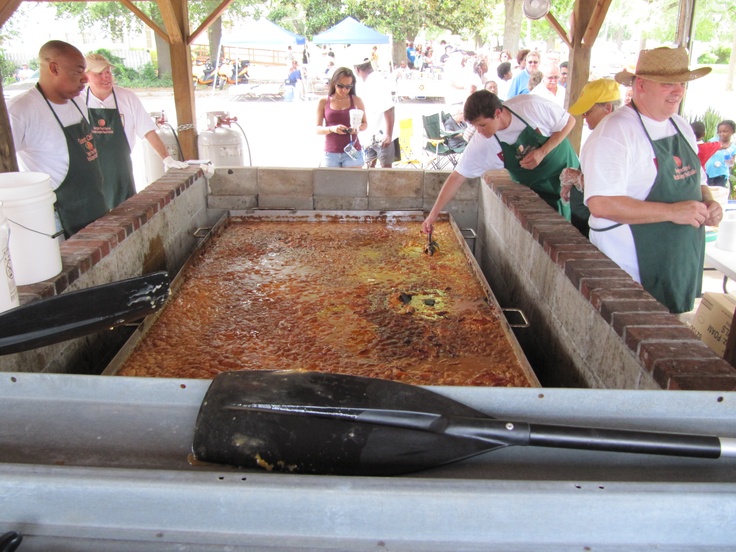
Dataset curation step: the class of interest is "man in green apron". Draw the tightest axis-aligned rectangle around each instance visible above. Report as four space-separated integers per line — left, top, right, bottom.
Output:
8 40 107 237
84 53 188 210
422 90 582 235
582 47 721 314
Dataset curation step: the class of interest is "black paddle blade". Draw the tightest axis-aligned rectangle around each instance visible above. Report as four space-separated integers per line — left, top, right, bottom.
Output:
0 271 170 355
192 370 506 476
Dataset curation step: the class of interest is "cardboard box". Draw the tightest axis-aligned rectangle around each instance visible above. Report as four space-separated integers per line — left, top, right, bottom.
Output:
690 292 736 356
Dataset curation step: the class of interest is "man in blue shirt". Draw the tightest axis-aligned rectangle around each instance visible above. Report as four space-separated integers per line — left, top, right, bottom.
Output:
507 50 540 98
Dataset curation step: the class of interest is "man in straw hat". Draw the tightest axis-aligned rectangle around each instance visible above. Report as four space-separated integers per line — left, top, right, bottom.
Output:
581 46 721 314
84 52 188 210
8 40 108 237
559 78 622 237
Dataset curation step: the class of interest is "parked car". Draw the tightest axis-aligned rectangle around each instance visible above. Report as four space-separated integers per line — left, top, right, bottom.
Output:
3 69 39 100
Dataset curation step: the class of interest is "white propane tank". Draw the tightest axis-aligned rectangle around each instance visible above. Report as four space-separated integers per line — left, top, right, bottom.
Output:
198 111 245 167
143 111 182 184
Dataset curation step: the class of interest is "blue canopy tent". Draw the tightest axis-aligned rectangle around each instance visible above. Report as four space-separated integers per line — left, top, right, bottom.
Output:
312 16 389 45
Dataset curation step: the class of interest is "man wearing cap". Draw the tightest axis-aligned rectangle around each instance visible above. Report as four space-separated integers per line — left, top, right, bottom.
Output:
354 58 398 168
8 40 108 237
84 53 188 210
559 78 622 237
582 47 721 313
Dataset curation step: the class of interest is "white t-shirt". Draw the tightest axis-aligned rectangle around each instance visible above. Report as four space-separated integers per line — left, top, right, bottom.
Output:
85 86 157 151
581 105 704 282
531 84 566 107
9 87 91 190
455 94 571 178
358 70 399 145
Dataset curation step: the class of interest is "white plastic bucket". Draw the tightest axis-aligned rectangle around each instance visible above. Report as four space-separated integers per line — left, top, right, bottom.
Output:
716 211 736 252
0 172 62 285
0 204 19 312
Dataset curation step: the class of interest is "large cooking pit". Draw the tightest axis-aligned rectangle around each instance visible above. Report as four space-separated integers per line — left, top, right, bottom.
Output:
110 212 537 387
1 167 736 550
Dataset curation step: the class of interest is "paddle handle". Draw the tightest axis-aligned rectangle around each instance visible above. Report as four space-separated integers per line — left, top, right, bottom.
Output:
528 423 729 459
446 418 733 459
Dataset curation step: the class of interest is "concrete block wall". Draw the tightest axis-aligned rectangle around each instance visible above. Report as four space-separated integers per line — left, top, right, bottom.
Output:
477 170 736 391
2 168 214 374
207 166 480 232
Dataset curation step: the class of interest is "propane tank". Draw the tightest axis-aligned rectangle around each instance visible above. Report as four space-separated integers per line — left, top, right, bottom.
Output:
198 111 245 167
143 111 182 184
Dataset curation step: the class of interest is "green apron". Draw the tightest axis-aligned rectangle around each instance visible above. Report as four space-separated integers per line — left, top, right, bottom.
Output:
494 108 588 235
629 103 705 314
39 84 108 237
86 88 135 210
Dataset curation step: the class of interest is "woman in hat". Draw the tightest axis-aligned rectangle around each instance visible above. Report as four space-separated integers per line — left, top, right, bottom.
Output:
581 47 721 314
316 67 367 168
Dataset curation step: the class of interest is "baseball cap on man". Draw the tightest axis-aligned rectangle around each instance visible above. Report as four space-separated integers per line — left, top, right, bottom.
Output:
86 53 113 73
614 46 710 86
354 58 373 71
568 78 620 116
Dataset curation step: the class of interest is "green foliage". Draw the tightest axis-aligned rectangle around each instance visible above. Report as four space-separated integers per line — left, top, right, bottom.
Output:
687 106 722 141
86 47 172 88
0 51 18 85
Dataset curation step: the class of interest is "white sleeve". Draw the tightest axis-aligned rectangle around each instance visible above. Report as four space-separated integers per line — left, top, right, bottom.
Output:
455 133 504 179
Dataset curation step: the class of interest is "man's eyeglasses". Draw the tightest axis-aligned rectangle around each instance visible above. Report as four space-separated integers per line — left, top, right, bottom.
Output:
336 84 353 89
527 60 539 65
546 76 560 80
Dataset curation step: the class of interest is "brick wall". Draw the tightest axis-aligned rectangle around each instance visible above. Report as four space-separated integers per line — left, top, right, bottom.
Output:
478 170 736 391
3 168 213 374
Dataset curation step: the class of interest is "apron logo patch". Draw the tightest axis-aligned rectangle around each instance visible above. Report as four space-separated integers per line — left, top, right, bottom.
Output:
673 155 682 168
97 119 106 127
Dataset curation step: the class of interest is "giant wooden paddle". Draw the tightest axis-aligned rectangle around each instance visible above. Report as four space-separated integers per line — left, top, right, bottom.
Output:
0 271 169 355
192 370 736 476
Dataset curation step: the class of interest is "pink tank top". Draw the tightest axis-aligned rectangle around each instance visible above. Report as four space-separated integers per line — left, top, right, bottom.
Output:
324 95 361 153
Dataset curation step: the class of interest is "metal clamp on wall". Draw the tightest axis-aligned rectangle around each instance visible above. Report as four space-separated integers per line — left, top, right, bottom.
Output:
460 227 477 254
192 227 212 239
502 308 530 328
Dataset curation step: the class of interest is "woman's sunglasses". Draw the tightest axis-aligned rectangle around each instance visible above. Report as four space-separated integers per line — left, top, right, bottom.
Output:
336 83 353 90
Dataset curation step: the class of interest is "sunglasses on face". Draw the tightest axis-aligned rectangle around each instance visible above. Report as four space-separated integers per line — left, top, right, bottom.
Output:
336 83 353 89
527 60 539 64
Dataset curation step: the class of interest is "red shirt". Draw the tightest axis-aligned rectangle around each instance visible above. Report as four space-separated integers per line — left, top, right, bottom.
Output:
697 142 720 169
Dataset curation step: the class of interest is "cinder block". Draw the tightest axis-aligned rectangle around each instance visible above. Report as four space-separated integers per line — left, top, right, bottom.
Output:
369 169 423 198
209 167 258 195
207 195 258 210
314 169 368 197
258 168 313 196
423 172 479 202
314 196 369 211
258 195 314 210
367 196 423 211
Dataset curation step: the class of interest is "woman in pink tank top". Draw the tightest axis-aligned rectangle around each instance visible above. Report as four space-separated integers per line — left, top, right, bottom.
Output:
316 67 367 167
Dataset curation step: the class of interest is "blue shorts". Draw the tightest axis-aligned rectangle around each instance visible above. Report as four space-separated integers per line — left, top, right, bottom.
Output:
323 151 364 168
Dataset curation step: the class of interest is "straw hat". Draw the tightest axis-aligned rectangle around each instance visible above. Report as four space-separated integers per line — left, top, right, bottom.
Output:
86 53 113 73
568 78 621 116
614 46 710 86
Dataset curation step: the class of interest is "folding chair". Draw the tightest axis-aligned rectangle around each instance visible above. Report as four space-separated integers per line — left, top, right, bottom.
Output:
393 118 423 169
422 113 464 170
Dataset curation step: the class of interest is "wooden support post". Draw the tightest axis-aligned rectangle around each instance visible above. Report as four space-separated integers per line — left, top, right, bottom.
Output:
0 83 19 173
0 0 24 173
157 0 198 160
566 0 596 154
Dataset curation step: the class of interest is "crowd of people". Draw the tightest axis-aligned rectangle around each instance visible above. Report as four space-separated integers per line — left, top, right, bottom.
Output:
422 45 730 316
6 39 734 319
